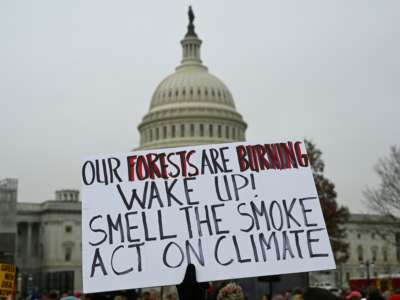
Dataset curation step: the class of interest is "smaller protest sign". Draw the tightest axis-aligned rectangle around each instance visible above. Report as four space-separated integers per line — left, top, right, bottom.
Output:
0 263 16 298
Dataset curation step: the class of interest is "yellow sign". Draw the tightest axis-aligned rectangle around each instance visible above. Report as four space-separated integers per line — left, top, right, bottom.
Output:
0 264 16 297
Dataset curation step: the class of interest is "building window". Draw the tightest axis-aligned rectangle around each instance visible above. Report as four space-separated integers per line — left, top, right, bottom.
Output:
65 247 72 262
200 124 204 137
371 233 375 239
149 129 153 141
371 246 378 262
232 127 236 139
357 245 363 262
226 126 230 139
209 124 213 137
396 233 400 262
163 126 167 139
180 124 185 137
218 125 222 138
156 127 159 139
65 226 72 233
190 124 195 137
357 233 361 239
171 125 176 138
383 247 388 262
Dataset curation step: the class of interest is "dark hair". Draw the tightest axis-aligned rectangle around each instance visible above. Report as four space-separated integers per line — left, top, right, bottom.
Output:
367 287 384 300
303 288 341 300
292 288 304 295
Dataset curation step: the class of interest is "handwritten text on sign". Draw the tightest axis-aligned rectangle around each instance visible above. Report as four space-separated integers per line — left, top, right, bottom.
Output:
81 141 335 293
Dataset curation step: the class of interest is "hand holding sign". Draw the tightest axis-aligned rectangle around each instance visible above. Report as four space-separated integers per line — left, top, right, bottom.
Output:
81 140 335 293
177 264 208 300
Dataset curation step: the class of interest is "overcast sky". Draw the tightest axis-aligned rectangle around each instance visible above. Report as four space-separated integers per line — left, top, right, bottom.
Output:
0 1 399 213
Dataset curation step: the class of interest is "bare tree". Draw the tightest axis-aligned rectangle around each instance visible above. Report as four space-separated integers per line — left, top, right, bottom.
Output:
364 146 400 218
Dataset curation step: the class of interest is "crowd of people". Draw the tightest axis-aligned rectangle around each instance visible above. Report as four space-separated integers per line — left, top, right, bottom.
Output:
15 265 400 300
259 287 400 300
19 285 400 300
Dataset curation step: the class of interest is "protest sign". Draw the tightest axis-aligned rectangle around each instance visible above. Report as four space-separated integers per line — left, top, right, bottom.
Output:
0 263 16 298
81 140 335 293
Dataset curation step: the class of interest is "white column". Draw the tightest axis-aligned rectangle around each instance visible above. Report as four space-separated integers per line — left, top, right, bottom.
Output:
15 223 19 260
27 222 32 257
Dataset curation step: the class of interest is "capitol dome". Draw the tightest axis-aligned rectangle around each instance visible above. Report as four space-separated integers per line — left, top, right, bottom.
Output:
137 7 247 149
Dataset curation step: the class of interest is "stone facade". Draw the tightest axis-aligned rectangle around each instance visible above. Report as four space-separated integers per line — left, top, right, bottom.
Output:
310 213 400 288
0 178 17 264
337 214 400 286
15 190 82 295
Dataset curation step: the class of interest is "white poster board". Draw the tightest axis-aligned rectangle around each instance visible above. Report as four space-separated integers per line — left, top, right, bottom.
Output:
81 140 335 293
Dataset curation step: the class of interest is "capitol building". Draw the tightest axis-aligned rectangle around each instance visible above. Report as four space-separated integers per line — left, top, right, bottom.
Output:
1 7 399 298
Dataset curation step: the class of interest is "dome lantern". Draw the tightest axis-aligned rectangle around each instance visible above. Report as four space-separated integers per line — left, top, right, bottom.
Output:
178 6 204 69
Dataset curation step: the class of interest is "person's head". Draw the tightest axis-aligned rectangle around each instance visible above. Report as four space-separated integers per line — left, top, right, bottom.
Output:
346 290 362 300
217 282 245 300
291 288 303 300
59 296 80 300
165 294 177 300
113 295 126 300
367 287 382 299
303 288 341 300
149 290 160 300
272 295 284 300
394 289 400 295
142 292 150 300
283 291 291 300
48 292 59 300
389 290 400 300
